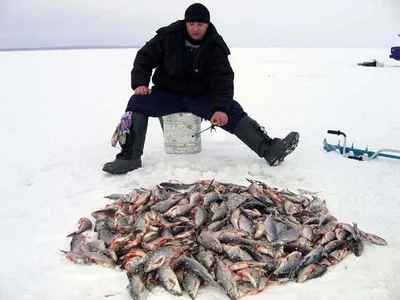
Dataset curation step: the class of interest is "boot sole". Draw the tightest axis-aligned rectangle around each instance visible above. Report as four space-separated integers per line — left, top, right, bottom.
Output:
102 159 142 174
102 165 142 174
269 132 300 167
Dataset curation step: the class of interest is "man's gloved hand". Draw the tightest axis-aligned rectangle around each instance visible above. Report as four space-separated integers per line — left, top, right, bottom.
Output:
211 111 228 126
134 86 151 95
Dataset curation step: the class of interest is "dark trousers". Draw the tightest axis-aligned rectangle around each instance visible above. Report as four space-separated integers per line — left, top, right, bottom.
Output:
126 90 247 133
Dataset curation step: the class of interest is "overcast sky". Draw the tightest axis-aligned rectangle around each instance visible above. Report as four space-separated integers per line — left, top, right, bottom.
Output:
0 0 399 49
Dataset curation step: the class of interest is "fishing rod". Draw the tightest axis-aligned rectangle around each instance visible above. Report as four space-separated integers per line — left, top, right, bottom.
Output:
192 122 218 138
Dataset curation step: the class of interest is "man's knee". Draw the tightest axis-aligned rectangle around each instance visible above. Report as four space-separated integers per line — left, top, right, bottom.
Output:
126 94 151 112
128 94 148 104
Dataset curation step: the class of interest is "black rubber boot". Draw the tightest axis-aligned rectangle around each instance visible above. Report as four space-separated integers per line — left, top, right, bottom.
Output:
233 115 299 166
102 113 148 174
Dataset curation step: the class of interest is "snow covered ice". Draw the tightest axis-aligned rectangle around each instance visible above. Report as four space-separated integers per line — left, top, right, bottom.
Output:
0 47 399 300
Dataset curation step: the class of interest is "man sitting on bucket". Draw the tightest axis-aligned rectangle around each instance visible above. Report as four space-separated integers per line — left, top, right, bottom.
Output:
103 3 300 174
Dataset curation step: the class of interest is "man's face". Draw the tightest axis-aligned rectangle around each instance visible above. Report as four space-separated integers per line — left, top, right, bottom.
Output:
186 22 209 40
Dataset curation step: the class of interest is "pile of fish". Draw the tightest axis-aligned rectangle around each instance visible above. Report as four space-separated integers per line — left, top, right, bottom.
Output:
62 179 387 300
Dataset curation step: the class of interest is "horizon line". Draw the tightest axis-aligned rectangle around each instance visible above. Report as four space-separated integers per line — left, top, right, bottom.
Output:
0 45 394 52
0 45 140 52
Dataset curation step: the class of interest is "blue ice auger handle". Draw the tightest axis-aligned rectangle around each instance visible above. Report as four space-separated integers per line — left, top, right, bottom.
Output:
327 130 346 137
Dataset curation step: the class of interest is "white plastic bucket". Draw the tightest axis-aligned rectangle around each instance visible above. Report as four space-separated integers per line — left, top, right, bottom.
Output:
162 113 202 154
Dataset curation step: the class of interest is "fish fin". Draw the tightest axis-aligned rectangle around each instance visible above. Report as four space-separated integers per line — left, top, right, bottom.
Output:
66 231 77 238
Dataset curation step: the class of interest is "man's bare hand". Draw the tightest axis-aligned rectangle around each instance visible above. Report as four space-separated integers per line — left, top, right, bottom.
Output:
134 86 150 95
211 111 228 126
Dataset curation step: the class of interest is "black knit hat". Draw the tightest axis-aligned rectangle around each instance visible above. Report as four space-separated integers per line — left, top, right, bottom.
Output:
184 3 210 23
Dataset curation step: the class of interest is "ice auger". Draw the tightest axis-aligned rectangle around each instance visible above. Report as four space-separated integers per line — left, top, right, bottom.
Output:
323 130 400 161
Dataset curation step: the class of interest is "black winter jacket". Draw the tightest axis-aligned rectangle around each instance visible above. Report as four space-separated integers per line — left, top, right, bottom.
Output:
131 20 234 113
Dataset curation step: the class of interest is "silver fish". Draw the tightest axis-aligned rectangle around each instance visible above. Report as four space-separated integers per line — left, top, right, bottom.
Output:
296 264 328 283
196 250 215 269
274 251 302 278
173 256 217 286
203 191 220 206
127 272 149 300
237 268 261 289
215 258 239 300
194 205 208 229
182 269 201 299
143 246 183 272
222 244 254 262
151 194 183 213
66 217 93 238
157 264 183 296
289 246 324 278
359 230 388 245
198 230 223 253
264 215 278 242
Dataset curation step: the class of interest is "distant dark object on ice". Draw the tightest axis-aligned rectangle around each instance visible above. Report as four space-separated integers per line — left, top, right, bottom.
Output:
389 46 400 61
357 59 383 67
